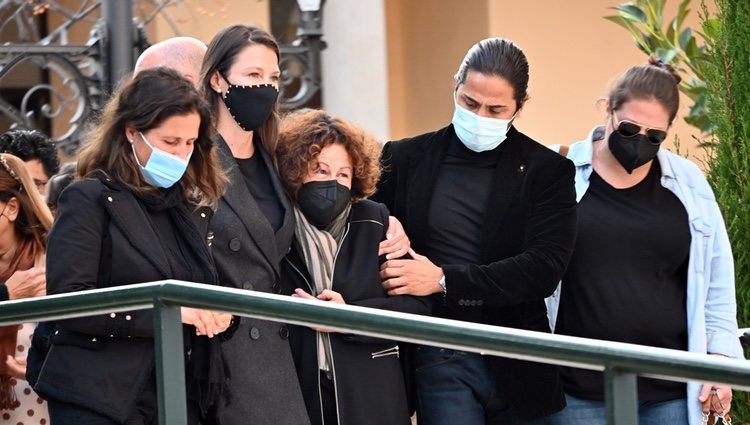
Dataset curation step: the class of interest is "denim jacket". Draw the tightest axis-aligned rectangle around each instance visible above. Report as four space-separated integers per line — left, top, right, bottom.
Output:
547 126 743 424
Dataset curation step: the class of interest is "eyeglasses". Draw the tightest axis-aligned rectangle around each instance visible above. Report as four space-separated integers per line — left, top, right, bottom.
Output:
613 115 668 145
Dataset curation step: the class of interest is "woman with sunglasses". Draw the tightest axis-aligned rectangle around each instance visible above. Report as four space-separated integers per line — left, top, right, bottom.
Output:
546 57 742 425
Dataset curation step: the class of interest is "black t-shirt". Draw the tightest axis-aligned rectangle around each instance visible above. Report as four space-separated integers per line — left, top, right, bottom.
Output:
556 160 691 401
426 135 502 321
236 147 284 232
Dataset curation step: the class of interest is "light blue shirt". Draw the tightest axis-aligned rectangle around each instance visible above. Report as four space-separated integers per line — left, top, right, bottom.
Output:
547 127 742 424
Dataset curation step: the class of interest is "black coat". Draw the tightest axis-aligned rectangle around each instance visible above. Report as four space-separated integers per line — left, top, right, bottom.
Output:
210 137 310 425
281 200 431 425
32 176 214 423
370 125 577 420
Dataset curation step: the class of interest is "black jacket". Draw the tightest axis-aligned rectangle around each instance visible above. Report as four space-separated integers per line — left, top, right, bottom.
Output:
281 200 431 425
32 176 214 423
370 125 577 420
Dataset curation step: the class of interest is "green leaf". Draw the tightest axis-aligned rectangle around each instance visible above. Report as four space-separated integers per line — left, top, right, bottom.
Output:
655 47 679 64
667 18 677 44
655 0 665 23
604 14 633 30
679 27 693 51
616 3 648 23
676 0 691 29
642 34 656 52
702 18 720 40
643 0 663 28
685 36 698 58
604 15 651 49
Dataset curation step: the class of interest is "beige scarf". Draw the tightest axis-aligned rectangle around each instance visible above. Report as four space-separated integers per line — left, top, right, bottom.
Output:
293 205 350 372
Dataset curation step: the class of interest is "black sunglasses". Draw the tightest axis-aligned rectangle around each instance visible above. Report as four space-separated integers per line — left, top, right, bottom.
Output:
613 116 668 145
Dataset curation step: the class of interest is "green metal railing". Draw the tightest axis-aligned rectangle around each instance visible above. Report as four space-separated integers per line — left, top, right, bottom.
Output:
2 279 749 424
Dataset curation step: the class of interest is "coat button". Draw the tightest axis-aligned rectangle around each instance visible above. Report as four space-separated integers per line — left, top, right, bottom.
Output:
243 281 254 290
249 327 261 340
229 238 241 252
272 281 280 293
279 326 289 340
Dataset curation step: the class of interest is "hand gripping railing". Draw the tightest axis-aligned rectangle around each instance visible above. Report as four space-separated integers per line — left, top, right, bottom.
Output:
2 280 749 425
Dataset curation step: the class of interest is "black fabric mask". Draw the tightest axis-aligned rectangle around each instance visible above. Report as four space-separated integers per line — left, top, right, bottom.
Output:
221 83 279 131
297 180 351 229
608 130 661 174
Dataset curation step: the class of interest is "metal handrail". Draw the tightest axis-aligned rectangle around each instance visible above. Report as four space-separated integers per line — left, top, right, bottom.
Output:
2 280 748 424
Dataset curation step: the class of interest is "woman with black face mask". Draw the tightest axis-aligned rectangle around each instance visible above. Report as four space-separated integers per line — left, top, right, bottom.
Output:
200 25 412 424
276 109 431 425
199 25 310 425
545 58 742 425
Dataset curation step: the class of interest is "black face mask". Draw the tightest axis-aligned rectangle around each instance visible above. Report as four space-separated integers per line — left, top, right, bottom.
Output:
297 180 351 229
221 82 279 131
608 129 661 174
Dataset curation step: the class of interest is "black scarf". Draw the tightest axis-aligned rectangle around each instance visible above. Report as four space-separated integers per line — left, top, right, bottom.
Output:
115 177 228 415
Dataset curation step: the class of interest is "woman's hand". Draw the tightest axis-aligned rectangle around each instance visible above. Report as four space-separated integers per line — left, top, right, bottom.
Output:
181 307 233 338
378 216 411 259
699 354 733 416
5 267 46 300
292 288 346 332
5 355 26 380
700 384 732 416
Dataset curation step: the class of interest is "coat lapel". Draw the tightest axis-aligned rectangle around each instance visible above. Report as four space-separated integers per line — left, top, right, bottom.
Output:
102 187 172 278
479 126 527 254
258 144 295 266
404 126 453 252
217 136 284 276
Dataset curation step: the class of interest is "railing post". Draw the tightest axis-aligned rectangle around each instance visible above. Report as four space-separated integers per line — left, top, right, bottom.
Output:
102 0 134 90
154 301 186 425
604 366 638 425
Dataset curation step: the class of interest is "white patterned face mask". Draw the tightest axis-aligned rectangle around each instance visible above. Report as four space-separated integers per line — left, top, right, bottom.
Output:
451 102 515 152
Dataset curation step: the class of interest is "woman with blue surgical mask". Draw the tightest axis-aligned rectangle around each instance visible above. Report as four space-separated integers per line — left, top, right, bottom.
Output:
30 67 232 425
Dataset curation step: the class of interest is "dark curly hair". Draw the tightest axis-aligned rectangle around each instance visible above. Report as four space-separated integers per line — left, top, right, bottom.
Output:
276 109 382 203
0 129 60 179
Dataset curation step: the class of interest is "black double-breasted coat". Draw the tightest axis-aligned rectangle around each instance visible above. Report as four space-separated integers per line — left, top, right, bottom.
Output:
370 125 578 420
210 137 310 424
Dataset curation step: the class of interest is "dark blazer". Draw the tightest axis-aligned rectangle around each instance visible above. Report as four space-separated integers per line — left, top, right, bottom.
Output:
33 176 213 423
281 200 431 425
370 125 577 420
210 137 310 424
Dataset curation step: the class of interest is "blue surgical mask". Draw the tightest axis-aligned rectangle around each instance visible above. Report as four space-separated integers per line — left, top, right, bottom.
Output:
451 102 515 152
131 131 191 188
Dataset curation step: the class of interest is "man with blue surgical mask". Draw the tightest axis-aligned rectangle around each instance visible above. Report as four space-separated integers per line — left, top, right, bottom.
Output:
373 38 577 424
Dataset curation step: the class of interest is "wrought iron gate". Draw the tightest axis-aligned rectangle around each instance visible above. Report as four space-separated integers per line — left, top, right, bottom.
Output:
0 0 325 155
